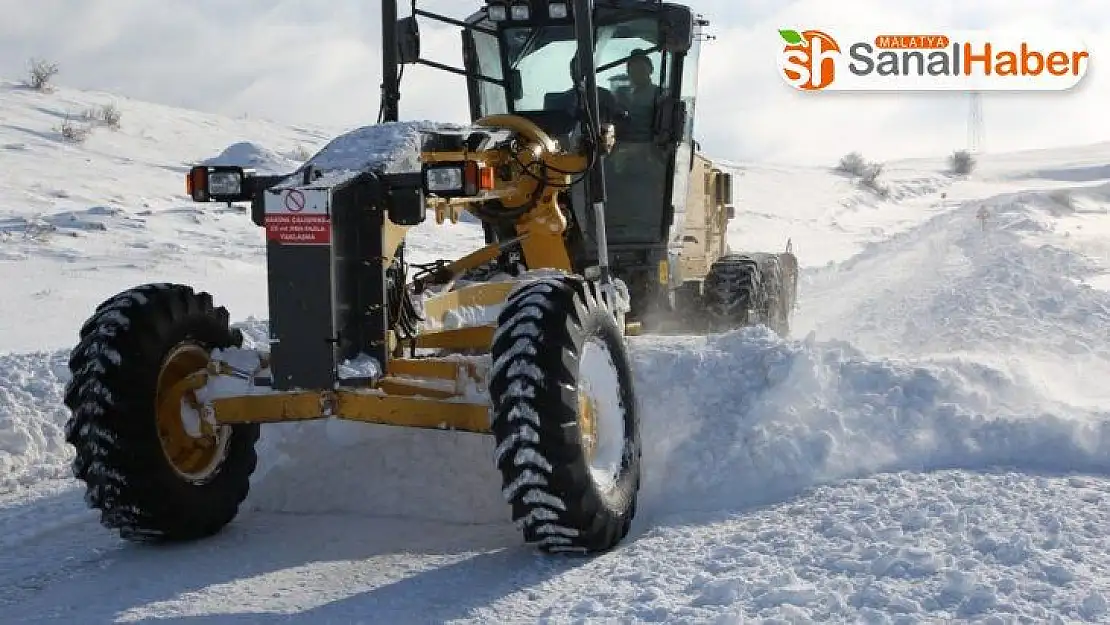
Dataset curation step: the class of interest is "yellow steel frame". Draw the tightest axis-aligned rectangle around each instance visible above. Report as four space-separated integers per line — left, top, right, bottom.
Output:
194 114 600 435
421 114 589 275
212 390 490 433
185 351 493 434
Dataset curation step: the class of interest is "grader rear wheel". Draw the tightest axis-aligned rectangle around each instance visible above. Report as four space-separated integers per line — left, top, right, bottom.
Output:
703 252 796 337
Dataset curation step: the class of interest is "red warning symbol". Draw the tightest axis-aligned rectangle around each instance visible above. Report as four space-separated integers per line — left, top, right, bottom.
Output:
284 189 306 212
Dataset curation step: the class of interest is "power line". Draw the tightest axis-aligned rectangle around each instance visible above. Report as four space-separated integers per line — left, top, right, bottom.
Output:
968 91 984 153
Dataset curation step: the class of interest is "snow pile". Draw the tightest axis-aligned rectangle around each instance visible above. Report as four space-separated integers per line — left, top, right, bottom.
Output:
798 182 1110 386
633 328 1110 520
229 318 1110 530
632 182 1110 520
0 351 72 492
201 141 300 175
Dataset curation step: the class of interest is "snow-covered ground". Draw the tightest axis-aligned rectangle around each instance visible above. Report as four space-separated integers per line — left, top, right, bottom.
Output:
2 79 1110 623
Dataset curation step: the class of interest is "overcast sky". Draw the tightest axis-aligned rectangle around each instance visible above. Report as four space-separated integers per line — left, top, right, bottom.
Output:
1 0 1106 165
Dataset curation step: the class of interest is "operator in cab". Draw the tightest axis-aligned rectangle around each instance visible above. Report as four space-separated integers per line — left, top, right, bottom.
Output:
544 56 627 128
606 48 668 210
615 49 661 142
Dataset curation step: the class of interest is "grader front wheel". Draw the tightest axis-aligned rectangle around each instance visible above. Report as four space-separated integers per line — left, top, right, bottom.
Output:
155 342 231 482
489 276 642 554
63 283 260 541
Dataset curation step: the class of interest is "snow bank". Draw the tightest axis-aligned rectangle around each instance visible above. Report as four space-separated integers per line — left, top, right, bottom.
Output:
5 266 1108 524
799 183 1110 374
0 351 71 492
230 319 1110 527
633 327 1110 521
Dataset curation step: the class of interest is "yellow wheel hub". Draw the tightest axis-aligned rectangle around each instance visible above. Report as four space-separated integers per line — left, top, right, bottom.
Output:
578 391 598 460
155 342 228 482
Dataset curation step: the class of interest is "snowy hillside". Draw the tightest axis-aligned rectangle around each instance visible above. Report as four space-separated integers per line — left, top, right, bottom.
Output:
2 80 1110 623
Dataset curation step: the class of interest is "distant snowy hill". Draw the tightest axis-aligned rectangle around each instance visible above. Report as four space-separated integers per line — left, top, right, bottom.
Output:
1 79 1110 623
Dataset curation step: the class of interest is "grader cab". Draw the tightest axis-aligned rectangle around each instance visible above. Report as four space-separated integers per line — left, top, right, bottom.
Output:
62 0 797 555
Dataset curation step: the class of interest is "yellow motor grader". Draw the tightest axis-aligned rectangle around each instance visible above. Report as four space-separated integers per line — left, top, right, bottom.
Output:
63 0 797 554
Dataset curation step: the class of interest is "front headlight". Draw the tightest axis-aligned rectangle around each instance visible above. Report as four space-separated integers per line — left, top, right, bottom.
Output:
510 2 530 20
421 161 494 197
186 164 251 203
487 2 508 21
207 170 243 196
424 166 464 193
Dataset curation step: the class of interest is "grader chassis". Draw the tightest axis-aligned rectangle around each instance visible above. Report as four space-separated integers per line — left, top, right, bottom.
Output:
63 0 797 554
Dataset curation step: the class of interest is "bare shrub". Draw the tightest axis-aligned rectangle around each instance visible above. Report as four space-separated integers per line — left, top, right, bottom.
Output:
96 102 122 129
836 151 866 176
835 152 889 197
289 144 312 161
26 58 59 91
57 115 91 143
83 103 122 129
858 162 889 197
949 149 976 175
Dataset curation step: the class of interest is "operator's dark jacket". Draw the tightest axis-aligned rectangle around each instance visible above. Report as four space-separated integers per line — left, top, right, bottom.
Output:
543 87 626 127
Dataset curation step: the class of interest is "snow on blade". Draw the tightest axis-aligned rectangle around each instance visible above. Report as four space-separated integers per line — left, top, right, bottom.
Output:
299 120 462 177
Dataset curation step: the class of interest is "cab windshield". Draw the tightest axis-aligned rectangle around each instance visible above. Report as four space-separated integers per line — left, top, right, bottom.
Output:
466 12 683 246
503 17 667 113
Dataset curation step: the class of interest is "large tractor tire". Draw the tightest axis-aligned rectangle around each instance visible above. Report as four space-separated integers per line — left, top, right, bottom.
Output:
63 283 260 542
703 253 796 336
703 253 762 331
489 275 641 553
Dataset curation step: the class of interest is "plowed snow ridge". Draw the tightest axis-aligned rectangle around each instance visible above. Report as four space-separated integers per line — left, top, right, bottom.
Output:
4 184 1110 528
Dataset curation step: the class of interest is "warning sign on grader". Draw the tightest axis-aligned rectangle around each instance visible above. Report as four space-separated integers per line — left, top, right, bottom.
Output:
264 188 331 245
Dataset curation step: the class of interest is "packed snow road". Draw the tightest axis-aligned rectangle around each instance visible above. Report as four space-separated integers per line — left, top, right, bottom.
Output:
4 471 1110 623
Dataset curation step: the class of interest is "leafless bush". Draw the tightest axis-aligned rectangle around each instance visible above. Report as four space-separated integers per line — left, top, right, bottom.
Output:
289 144 312 161
858 162 889 197
836 151 867 176
82 103 122 129
949 149 975 175
57 115 91 143
835 152 888 197
25 58 59 91
96 102 122 129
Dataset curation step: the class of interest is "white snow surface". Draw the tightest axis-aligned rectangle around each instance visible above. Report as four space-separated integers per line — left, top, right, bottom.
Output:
2 80 1110 623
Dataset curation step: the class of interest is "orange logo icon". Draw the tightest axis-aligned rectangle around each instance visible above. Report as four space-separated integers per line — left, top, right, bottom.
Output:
779 29 842 90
